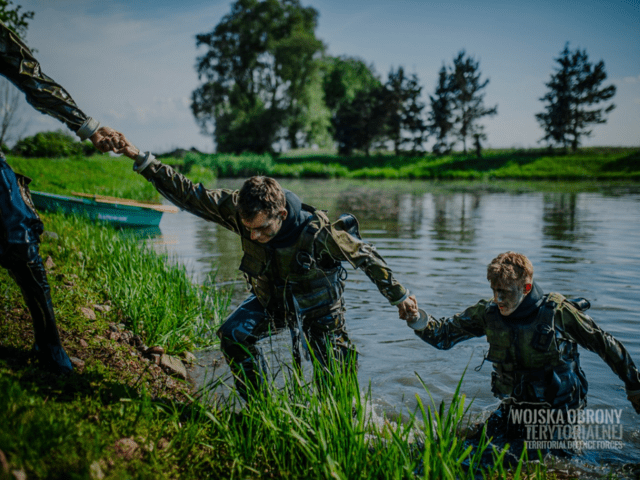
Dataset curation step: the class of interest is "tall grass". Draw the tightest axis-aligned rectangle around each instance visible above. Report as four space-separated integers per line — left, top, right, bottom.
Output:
196 354 548 479
40 212 230 352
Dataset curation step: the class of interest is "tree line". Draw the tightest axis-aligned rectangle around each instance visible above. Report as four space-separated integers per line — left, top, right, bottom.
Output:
191 0 617 157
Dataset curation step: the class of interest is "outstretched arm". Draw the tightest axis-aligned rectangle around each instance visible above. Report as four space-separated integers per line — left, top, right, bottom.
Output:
406 300 488 350
114 135 241 233
560 306 640 413
0 21 122 152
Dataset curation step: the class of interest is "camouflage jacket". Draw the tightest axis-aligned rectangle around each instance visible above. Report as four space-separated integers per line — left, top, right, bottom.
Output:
415 294 640 394
135 158 409 306
0 21 91 137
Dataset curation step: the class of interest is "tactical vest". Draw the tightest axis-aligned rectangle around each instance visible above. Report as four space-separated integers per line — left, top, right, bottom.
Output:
485 292 588 408
238 205 344 320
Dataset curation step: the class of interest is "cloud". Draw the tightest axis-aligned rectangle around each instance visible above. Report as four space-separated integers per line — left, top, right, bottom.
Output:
623 75 640 84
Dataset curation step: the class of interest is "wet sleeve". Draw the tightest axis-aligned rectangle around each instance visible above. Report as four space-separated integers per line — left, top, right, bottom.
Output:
136 158 241 234
318 226 408 305
559 306 640 393
0 22 94 138
414 300 488 350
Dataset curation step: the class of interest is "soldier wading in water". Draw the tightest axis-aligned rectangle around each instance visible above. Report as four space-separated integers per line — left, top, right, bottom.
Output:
406 252 640 446
114 135 418 400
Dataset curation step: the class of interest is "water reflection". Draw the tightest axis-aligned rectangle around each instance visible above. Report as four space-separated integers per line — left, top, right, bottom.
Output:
153 179 640 472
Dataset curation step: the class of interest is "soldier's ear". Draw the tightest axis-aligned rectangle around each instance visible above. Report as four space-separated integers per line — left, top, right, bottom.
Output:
524 283 532 294
280 208 288 221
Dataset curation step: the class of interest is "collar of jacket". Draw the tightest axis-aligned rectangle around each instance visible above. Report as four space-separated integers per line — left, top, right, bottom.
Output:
267 190 313 248
502 281 545 322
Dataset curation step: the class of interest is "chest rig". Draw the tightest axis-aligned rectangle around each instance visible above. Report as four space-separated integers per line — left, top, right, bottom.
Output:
485 293 588 408
238 204 345 321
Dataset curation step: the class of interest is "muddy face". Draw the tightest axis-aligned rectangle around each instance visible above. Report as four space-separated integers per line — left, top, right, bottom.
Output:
491 281 527 316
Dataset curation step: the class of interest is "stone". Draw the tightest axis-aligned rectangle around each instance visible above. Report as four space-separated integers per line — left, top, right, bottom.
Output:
70 357 85 369
79 339 89 348
146 346 164 355
160 354 187 380
114 437 141 460
80 307 96 320
44 256 55 269
181 351 197 365
89 461 105 480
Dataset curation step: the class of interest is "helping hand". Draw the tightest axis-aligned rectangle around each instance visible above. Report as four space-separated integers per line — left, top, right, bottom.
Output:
397 295 418 321
629 393 640 414
89 126 126 153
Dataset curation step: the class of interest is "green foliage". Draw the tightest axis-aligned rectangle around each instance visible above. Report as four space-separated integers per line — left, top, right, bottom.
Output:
386 66 427 155
8 154 215 202
188 151 275 177
536 43 616 152
321 55 382 113
191 0 324 153
429 66 456 155
40 213 229 352
449 50 497 155
11 130 94 158
0 0 34 40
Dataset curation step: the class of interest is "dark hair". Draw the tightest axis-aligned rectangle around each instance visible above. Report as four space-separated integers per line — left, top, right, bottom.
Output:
486 251 534 288
238 176 286 220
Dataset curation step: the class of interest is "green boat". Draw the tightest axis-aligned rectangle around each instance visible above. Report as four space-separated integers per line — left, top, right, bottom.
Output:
30 191 178 228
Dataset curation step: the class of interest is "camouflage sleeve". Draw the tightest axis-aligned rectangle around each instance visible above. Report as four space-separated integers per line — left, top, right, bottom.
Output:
135 158 241 233
559 305 640 393
414 300 488 350
0 22 95 138
316 222 407 304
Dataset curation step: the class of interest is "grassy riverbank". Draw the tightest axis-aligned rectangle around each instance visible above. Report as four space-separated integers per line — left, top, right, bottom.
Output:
0 213 562 479
178 147 640 181
6 154 215 203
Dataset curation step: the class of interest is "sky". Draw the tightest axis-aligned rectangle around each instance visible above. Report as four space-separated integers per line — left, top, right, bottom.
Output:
9 0 640 153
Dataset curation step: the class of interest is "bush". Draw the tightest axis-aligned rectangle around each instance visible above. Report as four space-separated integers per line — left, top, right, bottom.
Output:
12 130 92 158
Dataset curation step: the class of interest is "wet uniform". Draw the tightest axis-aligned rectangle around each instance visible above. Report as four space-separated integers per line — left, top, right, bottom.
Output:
134 157 409 398
413 282 640 437
0 21 100 373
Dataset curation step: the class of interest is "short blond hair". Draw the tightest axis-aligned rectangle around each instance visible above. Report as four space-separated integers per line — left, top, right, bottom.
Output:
486 252 533 288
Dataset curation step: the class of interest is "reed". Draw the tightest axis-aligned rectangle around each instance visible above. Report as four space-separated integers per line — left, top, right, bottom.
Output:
39 212 230 352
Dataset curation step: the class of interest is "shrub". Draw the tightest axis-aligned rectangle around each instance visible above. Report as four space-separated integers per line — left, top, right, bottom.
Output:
12 130 92 158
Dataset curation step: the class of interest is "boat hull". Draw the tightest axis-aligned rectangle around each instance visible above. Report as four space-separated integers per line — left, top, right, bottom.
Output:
30 191 165 228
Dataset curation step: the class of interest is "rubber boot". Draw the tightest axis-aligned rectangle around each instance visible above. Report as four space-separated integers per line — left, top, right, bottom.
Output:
3 245 73 374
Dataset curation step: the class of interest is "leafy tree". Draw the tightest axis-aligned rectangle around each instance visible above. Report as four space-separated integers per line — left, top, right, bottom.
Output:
385 66 427 155
428 65 455 155
536 43 616 152
191 0 324 154
322 55 381 113
332 86 390 156
0 0 35 147
449 51 497 155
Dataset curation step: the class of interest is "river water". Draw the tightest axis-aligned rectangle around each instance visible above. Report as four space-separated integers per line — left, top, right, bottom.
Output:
150 178 640 475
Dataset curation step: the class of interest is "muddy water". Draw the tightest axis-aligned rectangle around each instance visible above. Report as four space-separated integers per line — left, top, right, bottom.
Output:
151 179 640 475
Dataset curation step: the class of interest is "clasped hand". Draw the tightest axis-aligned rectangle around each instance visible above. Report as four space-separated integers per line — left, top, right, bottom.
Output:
398 295 419 321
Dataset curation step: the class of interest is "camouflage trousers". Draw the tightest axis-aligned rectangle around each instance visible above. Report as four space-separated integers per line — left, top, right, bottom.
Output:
217 294 357 400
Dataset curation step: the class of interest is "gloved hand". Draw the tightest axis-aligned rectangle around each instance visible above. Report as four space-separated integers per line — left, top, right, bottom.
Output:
628 393 640 414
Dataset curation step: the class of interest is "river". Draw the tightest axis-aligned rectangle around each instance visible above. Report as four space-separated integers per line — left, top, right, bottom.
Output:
150 178 640 476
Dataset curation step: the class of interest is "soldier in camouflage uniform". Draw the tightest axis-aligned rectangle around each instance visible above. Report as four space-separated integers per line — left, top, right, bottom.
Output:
115 138 418 399
406 251 640 440
0 21 123 374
